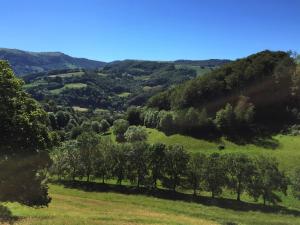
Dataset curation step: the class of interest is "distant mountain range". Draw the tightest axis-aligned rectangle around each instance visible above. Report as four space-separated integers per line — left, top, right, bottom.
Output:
0 48 106 76
0 48 231 76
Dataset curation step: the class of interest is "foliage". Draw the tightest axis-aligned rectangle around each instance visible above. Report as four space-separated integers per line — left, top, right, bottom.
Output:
113 119 129 142
248 156 289 205
162 145 190 191
124 125 148 142
0 61 53 206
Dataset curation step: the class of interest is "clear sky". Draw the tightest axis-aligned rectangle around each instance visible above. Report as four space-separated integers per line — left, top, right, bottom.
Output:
0 0 299 62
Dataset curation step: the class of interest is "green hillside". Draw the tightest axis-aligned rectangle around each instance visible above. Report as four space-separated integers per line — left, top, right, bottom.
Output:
4 184 300 225
146 128 300 172
0 48 106 76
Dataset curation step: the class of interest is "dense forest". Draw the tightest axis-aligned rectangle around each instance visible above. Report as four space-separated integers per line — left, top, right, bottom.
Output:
147 51 300 139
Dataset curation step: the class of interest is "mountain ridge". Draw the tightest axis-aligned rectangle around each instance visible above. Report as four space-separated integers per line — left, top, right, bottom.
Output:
0 48 106 76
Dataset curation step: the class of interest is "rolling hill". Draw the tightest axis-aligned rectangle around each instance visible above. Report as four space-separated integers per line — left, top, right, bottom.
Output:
0 48 106 76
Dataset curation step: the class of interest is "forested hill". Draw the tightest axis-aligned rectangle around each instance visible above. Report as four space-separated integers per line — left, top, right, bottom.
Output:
148 50 300 132
0 48 106 76
174 59 231 67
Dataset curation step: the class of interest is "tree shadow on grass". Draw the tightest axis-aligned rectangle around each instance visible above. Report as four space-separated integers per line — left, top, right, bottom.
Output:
0 205 19 225
55 180 300 217
226 134 280 149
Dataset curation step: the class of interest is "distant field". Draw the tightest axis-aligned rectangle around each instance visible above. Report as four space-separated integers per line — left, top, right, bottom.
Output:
117 92 131 98
72 106 89 112
23 80 48 89
48 71 85 78
50 83 87 94
175 64 212 76
4 184 300 225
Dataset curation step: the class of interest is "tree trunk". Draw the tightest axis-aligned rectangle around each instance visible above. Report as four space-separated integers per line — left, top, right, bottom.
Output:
102 175 105 184
87 173 90 182
212 191 215 198
237 191 241 201
154 179 157 189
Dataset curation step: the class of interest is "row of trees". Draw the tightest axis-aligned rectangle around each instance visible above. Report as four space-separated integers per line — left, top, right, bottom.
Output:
50 131 289 205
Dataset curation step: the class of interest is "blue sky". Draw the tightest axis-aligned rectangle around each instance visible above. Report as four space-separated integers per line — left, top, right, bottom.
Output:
0 0 299 61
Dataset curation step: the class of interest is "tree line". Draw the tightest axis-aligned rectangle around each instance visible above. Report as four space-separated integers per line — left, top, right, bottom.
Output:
50 130 290 206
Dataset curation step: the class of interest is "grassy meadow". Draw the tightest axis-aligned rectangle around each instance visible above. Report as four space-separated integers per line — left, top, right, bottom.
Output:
3 184 300 225
3 128 300 225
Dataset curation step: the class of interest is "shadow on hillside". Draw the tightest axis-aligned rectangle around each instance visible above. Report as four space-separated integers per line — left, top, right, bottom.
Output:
55 180 300 217
227 135 280 149
0 205 19 225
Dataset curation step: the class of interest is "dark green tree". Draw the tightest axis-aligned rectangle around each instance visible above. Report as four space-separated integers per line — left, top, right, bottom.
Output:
127 142 149 188
56 111 70 129
0 61 53 206
291 167 300 199
126 106 142 125
204 153 227 198
186 153 206 196
148 143 167 188
113 119 129 142
110 143 129 185
77 132 100 182
99 119 110 133
124 126 148 142
162 145 189 191
249 156 288 205
225 153 255 201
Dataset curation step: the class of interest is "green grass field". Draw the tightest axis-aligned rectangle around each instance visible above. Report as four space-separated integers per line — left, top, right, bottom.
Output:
50 83 87 94
147 128 300 172
48 72 85 78
3 129 300 225
117 92 131 98
3 184 300 225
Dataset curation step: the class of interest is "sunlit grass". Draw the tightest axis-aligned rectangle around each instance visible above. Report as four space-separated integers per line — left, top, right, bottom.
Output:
4 184 300 225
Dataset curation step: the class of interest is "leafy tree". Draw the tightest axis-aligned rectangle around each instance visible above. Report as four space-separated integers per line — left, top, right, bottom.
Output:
291 167 300 199
48 112 58 130
163 145 189 191
91 121 101 133
113 119 129 142
93 138 113 183
148 143 167 188
50 147 67 180
56 111 70 129
127 142 149 188
110 143 129 185
124 126 148 142
234 96 255 124
186 153 206 196
70 126 83 139
77 132 100 182
249 156 288 205
215 103 235 135
0 61 53 206
158 111 174 135
64 140 82 181
143 109 160 128
225 153 255 201
204 153 227 198
99 119 110 133
127 106 142 125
